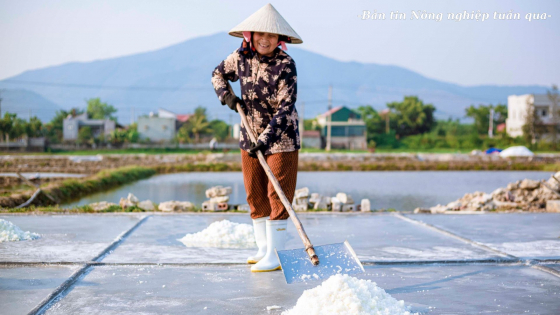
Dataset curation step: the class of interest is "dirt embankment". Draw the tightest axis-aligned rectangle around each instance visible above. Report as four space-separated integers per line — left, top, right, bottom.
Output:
0 166 157 208
1 152 559 174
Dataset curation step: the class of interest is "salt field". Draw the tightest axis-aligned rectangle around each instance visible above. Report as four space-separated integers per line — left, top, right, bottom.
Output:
1 212 559 314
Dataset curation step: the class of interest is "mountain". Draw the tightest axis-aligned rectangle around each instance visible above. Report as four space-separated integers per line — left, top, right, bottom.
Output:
0 89 62 122
0 32 549 123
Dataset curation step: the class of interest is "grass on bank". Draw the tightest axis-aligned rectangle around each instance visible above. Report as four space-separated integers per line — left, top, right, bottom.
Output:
3 147 560 156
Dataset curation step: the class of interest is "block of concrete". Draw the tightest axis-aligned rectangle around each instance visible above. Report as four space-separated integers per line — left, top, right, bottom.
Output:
546 200 560 212
293 204 308 212
330 197 341 212
205 186 232 198
361 199 371 212
336 192 354 204
158 201 194 212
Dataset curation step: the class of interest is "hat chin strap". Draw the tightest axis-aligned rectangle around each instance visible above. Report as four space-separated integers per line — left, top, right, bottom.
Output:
242 31 288 51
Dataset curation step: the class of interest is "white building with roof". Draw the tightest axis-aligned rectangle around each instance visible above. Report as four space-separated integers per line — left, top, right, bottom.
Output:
506 94 558 138
63 112 116 141
137 108 192 142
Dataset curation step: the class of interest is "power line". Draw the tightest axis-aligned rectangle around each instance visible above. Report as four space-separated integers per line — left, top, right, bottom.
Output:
2 79 208 91
2 79 373 93
2 79 340 91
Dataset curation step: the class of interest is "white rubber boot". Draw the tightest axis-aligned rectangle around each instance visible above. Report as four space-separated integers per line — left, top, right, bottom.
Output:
251 219 287 272
247 216 269 264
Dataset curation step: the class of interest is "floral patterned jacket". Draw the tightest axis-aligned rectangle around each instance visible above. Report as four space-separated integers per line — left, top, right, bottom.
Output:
211 41 300 155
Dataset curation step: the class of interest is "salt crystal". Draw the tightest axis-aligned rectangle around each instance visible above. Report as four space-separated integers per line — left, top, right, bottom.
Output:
282 274 417 315
177 220 256 248
267 305 282 310
0 219 40 242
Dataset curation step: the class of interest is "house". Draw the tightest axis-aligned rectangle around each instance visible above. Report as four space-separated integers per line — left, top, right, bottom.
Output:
137 108 192 142
506 94 559 138
302 130 321 148
316 106 367 150
63 113 116 141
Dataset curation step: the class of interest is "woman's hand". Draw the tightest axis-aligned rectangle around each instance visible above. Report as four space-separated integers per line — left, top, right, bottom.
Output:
248 140 267 158
223 92 245 113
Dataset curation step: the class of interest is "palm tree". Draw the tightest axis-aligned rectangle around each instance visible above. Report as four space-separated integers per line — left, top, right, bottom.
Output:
185 106 212 143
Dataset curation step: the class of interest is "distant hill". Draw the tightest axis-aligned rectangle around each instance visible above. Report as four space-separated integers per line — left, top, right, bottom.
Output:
0 89 62 122
0 32 549 124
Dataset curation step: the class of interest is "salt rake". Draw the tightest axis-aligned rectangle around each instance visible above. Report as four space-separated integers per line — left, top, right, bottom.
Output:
237 103 364 284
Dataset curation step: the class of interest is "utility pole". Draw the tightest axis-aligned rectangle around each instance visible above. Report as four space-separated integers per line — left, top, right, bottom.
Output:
229 113 233 138
0 89 3 117
547 85 559 151
131 107 135 125
386 114 390 134
488 108 494 138
380 109 390 134
326 85 332 151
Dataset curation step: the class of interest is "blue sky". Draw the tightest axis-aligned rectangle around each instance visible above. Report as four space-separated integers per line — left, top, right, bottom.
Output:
0 0 558 86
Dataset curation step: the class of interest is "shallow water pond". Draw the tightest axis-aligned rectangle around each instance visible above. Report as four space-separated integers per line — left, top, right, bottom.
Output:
62 171 552 211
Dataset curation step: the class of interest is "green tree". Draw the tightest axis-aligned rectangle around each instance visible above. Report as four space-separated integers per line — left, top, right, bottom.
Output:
465 104 507 135
109 123 139 145
356 105 385 136
25 116 43 138
77 126 93 145
86 98 117 121
0 113 27 141
178 106 212 143
387 96 436 137
175 124 193 144
304 119 321 131
546 85 560 150
209 119 229 141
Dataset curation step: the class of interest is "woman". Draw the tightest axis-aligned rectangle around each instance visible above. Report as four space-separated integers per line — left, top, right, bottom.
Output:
211 4 302 272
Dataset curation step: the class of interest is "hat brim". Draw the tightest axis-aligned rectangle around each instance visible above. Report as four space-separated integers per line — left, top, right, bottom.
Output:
228 31 302 44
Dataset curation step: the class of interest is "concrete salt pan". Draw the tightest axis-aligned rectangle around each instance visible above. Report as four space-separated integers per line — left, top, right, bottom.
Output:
177 219 256 248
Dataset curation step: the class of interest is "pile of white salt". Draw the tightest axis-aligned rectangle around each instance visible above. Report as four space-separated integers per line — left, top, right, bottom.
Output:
0 219 40 242
283 274 417 315
178 220 255 248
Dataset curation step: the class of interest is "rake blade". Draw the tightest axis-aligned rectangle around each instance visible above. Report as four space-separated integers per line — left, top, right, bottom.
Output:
276 241 364 284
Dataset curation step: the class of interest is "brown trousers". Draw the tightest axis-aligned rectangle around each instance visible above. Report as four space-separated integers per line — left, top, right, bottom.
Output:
241 149 299 220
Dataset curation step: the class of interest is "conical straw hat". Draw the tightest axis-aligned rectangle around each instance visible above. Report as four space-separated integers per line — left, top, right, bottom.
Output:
229 3 302 44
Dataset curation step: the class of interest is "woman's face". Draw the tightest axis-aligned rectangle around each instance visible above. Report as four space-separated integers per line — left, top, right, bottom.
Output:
252 32 279 57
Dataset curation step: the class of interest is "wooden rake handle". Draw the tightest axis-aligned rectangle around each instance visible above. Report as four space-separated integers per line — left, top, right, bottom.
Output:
237 103 319 266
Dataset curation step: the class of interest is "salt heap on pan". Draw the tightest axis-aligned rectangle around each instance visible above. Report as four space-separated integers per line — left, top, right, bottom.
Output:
0 219 40 242
177 220 255 248
283 274 417 315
